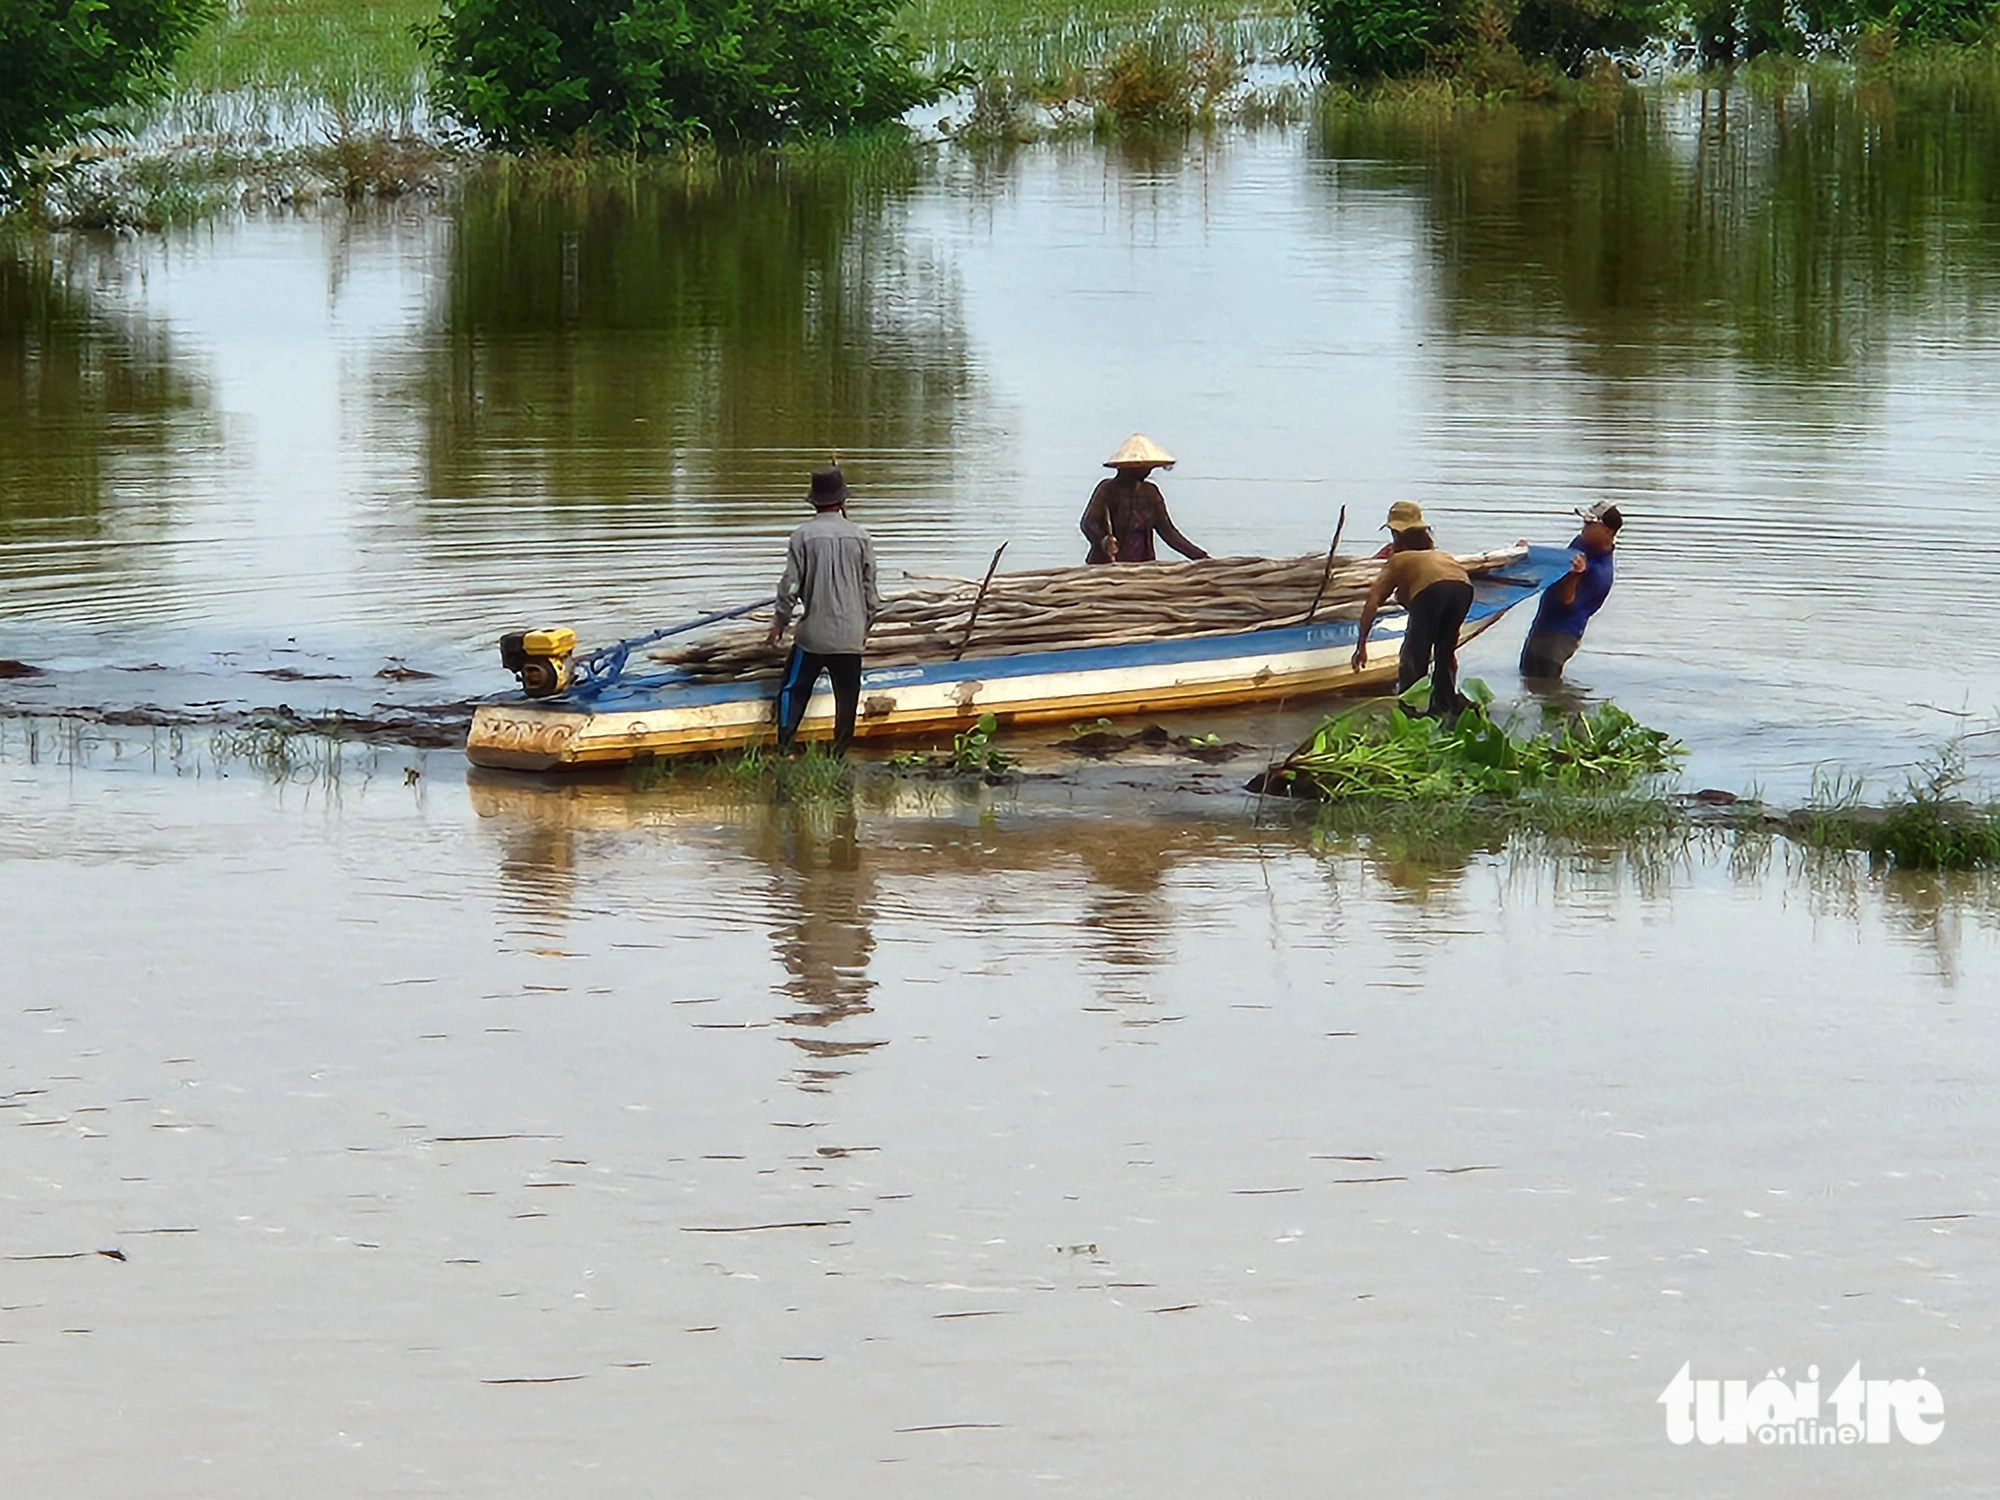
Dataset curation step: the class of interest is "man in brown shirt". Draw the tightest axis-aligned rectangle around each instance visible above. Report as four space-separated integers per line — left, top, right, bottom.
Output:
1352 501 1473 715
1079 434 1210 565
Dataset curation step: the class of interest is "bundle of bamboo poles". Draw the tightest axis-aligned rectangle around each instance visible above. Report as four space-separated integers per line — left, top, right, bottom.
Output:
658 547 1527 681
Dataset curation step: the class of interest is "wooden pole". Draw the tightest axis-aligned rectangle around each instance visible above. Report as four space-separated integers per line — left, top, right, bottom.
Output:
1302 505 1348 624
953 541 1010 661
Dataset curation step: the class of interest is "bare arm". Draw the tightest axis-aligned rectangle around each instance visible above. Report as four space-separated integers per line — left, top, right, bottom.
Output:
1350 559 1398 670
1153 501 1209 562
1079 488 1111 553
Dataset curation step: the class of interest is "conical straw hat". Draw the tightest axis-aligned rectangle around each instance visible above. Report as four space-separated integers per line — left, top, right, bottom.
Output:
1103 433 1175 469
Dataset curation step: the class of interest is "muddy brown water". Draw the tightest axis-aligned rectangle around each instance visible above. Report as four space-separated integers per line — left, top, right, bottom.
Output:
5 85 2000 1494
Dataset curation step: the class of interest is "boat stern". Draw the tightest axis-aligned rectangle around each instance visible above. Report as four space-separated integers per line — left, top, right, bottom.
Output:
466 702 590 770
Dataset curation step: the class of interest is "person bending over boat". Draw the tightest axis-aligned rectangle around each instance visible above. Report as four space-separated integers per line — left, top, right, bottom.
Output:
1080 434 1210 564
765 467 882 755
1352 501 1473 715
1519 502 1621 681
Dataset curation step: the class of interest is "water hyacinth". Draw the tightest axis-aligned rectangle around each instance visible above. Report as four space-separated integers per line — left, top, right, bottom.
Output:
1265 678 1684 801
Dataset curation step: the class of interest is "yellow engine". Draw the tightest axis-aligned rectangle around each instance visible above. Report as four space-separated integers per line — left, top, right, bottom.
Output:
499 627 577 698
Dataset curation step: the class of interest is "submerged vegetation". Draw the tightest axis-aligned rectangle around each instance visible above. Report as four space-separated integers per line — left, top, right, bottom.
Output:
1795 738 2000 871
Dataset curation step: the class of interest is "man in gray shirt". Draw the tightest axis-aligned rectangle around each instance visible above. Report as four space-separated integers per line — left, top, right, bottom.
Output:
764 467 882 754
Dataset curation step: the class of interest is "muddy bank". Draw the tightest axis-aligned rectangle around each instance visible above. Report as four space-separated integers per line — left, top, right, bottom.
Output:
0 700 476 750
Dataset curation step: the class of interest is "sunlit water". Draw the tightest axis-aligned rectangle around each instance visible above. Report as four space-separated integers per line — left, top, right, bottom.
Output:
6 88 2000 1494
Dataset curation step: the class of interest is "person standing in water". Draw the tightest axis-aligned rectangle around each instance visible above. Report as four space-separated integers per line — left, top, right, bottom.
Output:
1352 501 1474 714
1079 434 1210 564
765 466 881 755
1519 502 1621 680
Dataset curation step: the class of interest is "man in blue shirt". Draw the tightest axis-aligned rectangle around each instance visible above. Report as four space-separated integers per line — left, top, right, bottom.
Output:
1520 503 1621 680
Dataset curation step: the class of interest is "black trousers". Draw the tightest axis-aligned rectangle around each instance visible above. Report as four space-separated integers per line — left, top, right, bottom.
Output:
1519 631 1581 680
776 648 863 753
1399 579 1474 712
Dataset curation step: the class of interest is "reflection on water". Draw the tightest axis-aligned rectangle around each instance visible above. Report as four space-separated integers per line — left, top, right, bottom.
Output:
1318 81 2000 370
7 754 2000 1494
423 157 972 505
469 773 2000 1025
0 244 213 608
752 803 881 1090
382 155 989 640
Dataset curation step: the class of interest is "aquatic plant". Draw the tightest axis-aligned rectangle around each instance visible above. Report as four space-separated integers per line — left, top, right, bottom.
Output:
883 712 1015 776
630 740 856 798
1264 680 1684 802
1099 33 1201 124
1858 742 2000 870
949 712 1013 773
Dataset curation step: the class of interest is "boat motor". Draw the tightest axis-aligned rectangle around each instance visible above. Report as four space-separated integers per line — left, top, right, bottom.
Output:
499 627 577 698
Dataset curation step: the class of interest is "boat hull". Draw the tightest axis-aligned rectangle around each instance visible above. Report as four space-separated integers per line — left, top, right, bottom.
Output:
466 547 1569 771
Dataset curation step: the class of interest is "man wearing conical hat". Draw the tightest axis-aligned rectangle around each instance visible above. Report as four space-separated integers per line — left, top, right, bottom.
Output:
1080 434 1209 565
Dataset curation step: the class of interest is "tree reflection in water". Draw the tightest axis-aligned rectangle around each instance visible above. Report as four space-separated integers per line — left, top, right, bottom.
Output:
0 242 211 605
1314 79 2000 375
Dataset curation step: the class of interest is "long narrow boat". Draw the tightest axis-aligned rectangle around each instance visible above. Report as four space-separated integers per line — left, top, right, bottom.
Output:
466 545 1574 771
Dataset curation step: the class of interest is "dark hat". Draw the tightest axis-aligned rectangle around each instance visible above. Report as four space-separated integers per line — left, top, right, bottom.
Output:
1575 501 1623 531
808 466 848 508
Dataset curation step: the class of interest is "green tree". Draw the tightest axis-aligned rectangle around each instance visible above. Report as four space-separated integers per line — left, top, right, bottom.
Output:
1510 0 1670 73
0 0 216 201
1302 0 1672 82
419 0 954 151
1303 0 1455 78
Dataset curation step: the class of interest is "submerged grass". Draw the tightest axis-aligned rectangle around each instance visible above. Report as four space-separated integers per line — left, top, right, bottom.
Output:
1793 739 2000 871
630 741 857 800
149 0 433 135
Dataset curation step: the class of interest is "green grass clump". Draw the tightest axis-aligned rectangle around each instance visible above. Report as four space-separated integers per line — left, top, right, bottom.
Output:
1869 795 2000 870
1266 681 1683 802
631 740 856 798
1792 740 2000 871
156 0 433 130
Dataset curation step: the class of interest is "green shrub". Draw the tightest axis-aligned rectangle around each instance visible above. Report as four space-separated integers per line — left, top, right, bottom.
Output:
0 0 216 202
1303 0 1455 79
1301 0 1672 83
418 0 955 151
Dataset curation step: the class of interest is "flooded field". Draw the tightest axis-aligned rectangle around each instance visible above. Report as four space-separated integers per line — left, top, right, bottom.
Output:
6 71 2000 1495
8 85 2000 789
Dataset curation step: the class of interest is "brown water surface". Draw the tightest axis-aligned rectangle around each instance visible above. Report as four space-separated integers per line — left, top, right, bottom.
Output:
4 750 1998 1494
